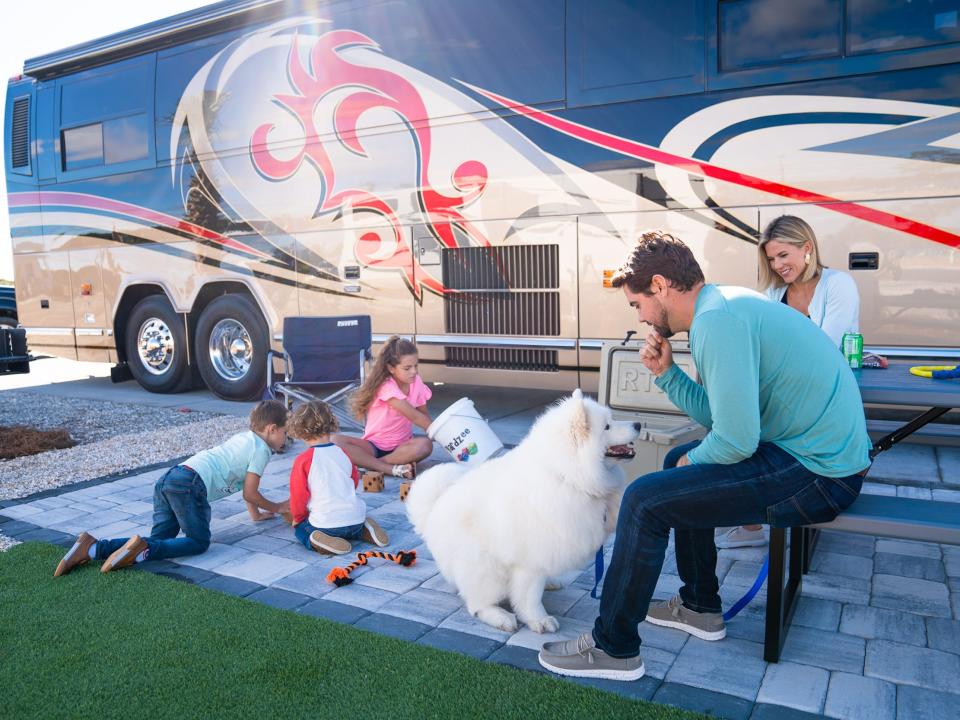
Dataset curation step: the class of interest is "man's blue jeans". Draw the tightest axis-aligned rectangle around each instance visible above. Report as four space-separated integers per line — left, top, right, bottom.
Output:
95 465 211 562
592 440 862 658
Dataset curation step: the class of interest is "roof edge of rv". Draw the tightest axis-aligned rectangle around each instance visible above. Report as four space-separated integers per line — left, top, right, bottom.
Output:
22 0 317 79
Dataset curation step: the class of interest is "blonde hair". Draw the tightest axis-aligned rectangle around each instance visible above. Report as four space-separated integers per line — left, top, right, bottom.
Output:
758 215 824 289
349 335 419 420
287 400 339 440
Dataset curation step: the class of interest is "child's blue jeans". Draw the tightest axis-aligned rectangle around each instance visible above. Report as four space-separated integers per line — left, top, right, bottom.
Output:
95 465 211 562
294 519 365 548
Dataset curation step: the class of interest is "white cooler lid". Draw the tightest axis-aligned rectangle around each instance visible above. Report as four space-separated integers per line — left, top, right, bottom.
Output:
599 342 699 415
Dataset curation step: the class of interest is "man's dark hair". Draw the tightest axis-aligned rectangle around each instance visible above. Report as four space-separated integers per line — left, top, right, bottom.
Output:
610 230 704 294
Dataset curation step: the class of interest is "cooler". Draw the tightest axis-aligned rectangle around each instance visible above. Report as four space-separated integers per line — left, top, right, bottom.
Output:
598 341 705 477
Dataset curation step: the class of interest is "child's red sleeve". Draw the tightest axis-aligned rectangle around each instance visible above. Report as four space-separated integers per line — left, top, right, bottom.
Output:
351 463 359 489
289 451 312 524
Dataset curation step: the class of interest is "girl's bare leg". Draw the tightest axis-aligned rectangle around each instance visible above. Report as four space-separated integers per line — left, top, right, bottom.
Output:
332 434 405 475
382 436 434 466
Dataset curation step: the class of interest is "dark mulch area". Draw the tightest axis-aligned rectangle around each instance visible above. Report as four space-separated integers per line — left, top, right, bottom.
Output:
0 426 75 460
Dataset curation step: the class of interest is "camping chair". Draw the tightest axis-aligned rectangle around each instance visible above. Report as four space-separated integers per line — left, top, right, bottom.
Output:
266 315 372 431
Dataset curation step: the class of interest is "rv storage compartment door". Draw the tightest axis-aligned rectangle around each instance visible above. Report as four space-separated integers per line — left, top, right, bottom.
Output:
598 341 705 477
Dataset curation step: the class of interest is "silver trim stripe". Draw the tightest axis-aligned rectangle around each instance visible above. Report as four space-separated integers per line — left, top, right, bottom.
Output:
415 334 575 350
74 328 104 336
24 327 74 336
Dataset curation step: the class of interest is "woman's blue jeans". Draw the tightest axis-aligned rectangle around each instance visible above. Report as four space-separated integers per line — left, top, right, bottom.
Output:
95 465 211 562
592 440 862 658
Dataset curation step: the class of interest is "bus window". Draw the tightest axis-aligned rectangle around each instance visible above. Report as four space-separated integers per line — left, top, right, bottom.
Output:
57 57 154 177
847 0 960 54
568 0 704 105
719 0 842 70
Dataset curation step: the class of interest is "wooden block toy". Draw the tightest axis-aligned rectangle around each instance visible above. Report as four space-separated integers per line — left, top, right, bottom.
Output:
362 471 384 493
399 481 412 502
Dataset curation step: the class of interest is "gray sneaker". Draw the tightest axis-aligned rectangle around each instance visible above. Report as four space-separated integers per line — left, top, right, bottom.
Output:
715 525 767 549
538 632 645 681
645 595 726 640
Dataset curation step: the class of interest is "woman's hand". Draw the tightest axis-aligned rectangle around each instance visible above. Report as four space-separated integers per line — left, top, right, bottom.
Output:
640 330 674 377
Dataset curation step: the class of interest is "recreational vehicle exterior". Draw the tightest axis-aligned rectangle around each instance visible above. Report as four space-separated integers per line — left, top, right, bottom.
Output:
4 0 959 400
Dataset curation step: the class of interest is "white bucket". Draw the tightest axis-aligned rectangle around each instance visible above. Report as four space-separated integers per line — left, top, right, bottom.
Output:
427 397 504 464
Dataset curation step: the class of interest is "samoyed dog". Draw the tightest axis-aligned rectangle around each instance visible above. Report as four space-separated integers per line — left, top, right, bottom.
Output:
406 390 641 633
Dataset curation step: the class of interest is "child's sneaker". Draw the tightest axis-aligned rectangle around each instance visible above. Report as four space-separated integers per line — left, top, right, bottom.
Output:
101 536 148 573
361 517 389 547
54 531 98 577
391 464 413 479
309 530 351 555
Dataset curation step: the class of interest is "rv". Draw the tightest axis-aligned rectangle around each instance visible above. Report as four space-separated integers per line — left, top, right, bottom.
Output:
5 0 959 400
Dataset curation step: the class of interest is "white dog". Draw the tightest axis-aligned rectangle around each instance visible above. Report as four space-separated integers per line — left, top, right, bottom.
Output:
406 390 641 633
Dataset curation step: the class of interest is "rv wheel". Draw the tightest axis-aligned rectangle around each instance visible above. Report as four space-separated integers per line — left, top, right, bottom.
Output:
125 295 192 394
195 294 269 401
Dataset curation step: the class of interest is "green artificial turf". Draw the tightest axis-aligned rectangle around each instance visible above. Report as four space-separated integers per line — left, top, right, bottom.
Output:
0 543 705 720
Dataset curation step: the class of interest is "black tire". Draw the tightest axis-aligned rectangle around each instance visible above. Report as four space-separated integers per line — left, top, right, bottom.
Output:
125 295 192 394
194 294 269 401
0 315 17 329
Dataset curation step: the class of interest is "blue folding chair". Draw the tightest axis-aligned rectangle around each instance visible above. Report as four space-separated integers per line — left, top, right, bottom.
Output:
266 315 372 431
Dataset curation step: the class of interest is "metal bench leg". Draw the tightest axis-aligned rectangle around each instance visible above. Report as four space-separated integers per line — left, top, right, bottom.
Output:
764 526 804 662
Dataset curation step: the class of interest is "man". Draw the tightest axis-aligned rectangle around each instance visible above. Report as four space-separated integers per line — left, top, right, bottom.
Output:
538 231 870 681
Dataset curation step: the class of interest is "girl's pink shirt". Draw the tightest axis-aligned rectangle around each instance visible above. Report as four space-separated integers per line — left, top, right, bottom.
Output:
361 375 432 451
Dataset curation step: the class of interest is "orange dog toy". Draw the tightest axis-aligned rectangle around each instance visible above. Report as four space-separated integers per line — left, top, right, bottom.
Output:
326 550 417 587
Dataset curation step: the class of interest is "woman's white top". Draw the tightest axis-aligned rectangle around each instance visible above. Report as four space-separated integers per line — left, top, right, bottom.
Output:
764 268 860 348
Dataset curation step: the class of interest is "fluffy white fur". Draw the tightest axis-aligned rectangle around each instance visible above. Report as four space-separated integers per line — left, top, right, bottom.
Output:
406 390 641 633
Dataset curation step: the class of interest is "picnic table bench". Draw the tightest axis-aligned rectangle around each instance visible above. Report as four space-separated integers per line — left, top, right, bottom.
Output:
764 360 960 662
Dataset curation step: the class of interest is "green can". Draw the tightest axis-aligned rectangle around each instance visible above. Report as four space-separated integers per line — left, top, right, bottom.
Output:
842 332 863 369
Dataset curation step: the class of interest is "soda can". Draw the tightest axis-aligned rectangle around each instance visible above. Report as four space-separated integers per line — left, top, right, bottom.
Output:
842 332 863 369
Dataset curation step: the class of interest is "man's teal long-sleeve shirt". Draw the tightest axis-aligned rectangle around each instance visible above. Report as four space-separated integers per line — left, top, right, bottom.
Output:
655 284 871 478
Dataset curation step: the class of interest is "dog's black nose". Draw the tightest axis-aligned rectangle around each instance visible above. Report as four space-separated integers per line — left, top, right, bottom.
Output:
633 422 643 431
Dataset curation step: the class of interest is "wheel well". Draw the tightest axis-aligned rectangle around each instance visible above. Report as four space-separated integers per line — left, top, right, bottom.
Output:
188 281 267 345
113 284 168 365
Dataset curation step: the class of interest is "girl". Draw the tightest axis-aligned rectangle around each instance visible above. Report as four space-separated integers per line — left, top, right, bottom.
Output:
287 400 388 555
334 336 433 479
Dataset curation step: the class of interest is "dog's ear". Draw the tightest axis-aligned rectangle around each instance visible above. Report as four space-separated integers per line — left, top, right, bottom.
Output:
570 393 590 445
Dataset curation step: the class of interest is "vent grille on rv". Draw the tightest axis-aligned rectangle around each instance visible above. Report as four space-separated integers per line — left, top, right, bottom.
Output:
11 97 30 168
441 244 560 372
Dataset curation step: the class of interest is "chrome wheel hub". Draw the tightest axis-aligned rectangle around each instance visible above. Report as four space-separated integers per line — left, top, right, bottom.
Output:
209 318 252 381
137 317 175 375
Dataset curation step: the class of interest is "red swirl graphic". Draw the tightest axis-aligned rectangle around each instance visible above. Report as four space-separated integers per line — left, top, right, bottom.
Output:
250 30 491 298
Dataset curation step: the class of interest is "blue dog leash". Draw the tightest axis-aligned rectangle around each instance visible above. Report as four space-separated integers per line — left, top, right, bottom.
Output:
591 548 769 621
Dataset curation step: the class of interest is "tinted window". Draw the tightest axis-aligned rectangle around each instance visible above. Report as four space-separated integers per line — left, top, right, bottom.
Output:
579 1 699 89
719 0 842 70
58 58 153 174
103 114 150 164
60 63 150 126
62 123 103 170
848 0 960 54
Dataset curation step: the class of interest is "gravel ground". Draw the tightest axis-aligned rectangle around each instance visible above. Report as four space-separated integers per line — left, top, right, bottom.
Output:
0 414 249 501
0 534 20 552
0 391 224 445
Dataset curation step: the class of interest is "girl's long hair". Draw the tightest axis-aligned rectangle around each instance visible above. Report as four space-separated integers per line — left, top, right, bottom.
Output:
350 335 419 420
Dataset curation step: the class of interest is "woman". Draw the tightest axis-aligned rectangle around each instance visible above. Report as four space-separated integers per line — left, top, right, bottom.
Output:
758 214 860 347
716 215 861 549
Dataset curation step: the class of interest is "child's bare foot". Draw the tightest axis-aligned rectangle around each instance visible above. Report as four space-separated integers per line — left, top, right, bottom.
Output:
251 511 276 522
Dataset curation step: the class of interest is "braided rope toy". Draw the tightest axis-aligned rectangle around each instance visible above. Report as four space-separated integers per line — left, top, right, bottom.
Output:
326 550 417 586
